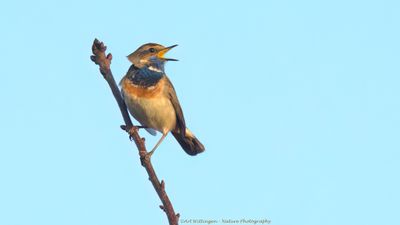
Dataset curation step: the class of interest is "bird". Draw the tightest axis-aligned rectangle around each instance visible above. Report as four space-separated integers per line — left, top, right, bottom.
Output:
119 43 205 157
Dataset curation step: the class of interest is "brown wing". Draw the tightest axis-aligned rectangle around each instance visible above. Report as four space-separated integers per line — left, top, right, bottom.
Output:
164 76 186 137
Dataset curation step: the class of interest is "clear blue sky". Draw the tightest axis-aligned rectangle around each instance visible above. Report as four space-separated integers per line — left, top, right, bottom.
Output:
0 0 399 225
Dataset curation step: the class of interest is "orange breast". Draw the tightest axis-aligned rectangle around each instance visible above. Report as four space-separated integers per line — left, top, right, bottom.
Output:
121 77 164 98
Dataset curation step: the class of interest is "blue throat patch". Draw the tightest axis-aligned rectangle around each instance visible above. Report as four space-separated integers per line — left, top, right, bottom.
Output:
127 63 164 87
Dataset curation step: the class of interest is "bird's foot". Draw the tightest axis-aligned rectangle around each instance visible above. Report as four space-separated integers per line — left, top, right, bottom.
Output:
128 127 138 141
145 149 155 160
120 125 149 141
120 125 148 131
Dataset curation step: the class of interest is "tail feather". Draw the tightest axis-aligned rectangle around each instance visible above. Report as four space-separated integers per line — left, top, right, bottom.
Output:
172 129 205 156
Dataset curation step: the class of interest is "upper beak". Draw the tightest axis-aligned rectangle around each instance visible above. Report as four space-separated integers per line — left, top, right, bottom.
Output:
157 44 178 61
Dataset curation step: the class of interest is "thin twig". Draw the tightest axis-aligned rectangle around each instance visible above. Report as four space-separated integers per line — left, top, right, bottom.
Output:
90 38 179 225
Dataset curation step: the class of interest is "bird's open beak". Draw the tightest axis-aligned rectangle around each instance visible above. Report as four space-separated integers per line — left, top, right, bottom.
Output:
157 44 178 61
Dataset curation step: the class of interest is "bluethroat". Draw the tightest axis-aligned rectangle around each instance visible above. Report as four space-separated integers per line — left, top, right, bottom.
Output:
120 43 205 157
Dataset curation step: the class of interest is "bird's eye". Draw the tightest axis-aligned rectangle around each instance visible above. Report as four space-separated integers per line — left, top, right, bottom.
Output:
149 48 155 53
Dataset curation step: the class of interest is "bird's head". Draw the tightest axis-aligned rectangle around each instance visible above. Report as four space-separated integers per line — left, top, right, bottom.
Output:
127 43 178 68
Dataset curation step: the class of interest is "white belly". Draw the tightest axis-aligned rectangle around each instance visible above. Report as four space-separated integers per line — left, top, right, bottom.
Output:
123 92 177 134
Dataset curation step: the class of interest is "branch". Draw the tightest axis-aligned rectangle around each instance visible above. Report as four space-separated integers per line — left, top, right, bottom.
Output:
90 39 179 225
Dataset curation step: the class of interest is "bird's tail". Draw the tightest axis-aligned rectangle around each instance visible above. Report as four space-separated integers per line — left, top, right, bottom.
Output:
172 128 205 156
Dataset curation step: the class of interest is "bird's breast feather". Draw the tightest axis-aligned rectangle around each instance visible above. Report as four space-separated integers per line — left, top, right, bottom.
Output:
121 77 165 99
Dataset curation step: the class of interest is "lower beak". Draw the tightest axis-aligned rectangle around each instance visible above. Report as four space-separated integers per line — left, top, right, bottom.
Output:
158 44 178 61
